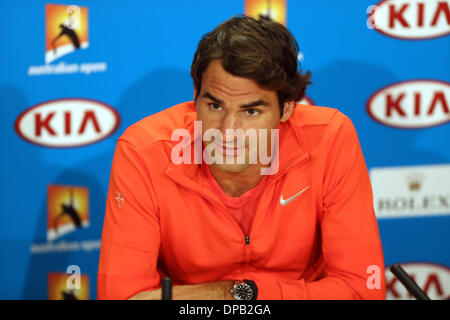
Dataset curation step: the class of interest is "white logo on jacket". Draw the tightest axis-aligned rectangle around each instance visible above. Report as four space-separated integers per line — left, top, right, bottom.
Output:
280 186 310 206
115 192 124 208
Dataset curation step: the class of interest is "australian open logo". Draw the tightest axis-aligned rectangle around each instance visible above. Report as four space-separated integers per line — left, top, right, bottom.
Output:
45 4 89 64
47 185 89 241
29 184 101 254
27 4 107 76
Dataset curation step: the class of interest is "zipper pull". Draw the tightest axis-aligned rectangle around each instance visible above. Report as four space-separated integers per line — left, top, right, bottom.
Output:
245 235 250 245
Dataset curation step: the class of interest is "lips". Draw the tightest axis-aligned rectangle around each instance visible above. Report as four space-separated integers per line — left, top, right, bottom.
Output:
215 142 246 156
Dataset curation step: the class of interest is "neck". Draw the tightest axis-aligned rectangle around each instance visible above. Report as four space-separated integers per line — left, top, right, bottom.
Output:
208 164 266 197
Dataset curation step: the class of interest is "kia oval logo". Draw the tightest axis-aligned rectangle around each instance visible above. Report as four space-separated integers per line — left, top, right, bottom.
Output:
15 98 120 147
369 0 450 40
386 262 450 300
366 79 450 129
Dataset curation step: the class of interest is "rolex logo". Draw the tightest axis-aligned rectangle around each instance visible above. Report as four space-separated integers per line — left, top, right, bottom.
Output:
371 164 450 219
406 173 424 192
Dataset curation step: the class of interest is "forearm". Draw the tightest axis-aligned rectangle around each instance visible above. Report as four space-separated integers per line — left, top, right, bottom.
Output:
129 280 235 300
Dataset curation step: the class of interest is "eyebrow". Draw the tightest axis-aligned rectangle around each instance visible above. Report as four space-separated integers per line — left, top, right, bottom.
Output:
240 99 270 109
201 91 270 108
201 92 224 105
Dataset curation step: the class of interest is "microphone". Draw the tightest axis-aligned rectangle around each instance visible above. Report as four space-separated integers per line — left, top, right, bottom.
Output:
389 264 430 300
161 277 172 300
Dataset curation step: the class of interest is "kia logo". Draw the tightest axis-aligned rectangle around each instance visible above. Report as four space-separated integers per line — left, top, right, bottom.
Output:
369 0 450 40
15 98 120 147
386 262 450 300
366 79 449 129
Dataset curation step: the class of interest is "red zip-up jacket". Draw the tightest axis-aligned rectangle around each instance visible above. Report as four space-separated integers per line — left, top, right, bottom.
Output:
97 101 386 300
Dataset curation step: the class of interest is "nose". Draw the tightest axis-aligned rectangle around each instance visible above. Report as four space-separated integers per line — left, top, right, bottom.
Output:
220 113 241 142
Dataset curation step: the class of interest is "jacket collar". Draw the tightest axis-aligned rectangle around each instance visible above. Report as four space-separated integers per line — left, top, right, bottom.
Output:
165 102 311 195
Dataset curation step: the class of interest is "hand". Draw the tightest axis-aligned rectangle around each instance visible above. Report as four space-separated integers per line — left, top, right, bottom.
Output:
129 280 235 300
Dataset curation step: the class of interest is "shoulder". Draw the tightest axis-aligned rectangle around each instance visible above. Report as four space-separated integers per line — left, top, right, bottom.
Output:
289 103 350 128
118 101 197 152
288 104 356 154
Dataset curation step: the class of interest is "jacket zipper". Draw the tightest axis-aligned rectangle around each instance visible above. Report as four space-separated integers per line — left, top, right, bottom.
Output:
188 189 249 244
190 190 252 246
205 154 310 246
166 153 310 246
244 153 311 242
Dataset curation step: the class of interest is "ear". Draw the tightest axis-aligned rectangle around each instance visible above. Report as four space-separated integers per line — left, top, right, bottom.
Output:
280 101 295 122
193 88 197 101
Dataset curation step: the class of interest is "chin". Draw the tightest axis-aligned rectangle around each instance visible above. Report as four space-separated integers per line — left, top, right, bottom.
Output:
211 162 250 173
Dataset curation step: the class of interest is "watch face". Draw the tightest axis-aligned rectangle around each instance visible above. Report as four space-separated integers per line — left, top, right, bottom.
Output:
235 283 253 300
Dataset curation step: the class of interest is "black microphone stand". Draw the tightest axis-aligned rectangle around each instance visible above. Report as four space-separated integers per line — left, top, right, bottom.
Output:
161 277 172 300
390 264 431 300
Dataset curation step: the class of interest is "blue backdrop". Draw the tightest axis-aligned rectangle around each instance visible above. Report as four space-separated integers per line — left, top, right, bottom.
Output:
1 0 449 299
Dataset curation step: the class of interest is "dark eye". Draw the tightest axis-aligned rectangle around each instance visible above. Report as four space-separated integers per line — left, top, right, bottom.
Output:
209 103 222 111
245 109 260 117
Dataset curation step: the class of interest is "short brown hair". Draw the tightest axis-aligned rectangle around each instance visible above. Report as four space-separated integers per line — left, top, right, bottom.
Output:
191 15 312 117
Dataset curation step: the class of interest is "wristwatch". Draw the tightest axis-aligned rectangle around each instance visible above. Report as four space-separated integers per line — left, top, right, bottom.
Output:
230 279 258 300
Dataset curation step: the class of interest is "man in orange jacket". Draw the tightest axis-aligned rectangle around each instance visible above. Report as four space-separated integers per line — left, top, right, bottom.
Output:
98 15 386 300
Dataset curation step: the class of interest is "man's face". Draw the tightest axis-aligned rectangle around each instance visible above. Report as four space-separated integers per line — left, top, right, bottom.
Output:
195 59 293 174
